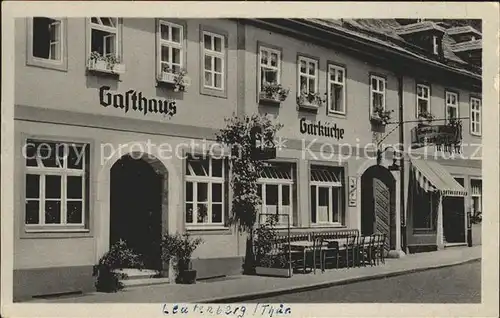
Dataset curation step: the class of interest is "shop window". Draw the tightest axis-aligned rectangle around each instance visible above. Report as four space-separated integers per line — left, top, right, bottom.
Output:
298 56 318 95
157 20 184 75
258 46 281 91
412 185 435 230
24 140 89 231
470 97 482 136
310 165 345 225
470 179 482 215
416 84 431 117
257 162 295 226
327 64 346 115
185 154 227 228
370 75 386 116
202 31 225 91
445 91 459 123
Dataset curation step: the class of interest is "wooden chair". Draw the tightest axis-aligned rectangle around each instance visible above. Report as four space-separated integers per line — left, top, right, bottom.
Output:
377 233 387 265
357 235 369 267
322 240 340 271
312 236 324 274
367 234 378 266
341 235 358 268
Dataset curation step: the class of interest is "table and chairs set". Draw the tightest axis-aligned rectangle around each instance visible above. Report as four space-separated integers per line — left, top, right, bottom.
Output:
277 230 388 274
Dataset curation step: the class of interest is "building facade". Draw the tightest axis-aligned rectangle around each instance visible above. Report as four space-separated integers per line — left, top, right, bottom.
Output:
13 18 482 300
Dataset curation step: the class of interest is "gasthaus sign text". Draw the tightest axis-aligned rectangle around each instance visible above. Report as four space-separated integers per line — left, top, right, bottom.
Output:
99 86 177 118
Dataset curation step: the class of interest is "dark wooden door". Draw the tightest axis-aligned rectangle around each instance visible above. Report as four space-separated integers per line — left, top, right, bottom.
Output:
373 178 391 253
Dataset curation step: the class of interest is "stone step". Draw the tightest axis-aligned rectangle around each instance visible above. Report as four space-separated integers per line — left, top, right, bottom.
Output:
121 277 170 288
444 242 468 248
114 268 161 280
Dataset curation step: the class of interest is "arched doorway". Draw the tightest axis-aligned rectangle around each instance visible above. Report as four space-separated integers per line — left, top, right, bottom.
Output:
109 154 166 271
361 165 396 253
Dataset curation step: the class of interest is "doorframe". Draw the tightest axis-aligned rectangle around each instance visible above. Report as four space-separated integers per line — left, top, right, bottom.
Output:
359 163 397 250
97 143 179 282
109 153 167 271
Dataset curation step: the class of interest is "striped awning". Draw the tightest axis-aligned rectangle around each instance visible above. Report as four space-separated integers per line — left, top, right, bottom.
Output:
410 158 467 197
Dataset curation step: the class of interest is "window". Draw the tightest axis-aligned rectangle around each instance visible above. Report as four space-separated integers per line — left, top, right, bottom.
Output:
310 165 344 225
445 91 459 122
257 163 295 226
432 35 439 55
470 179 482 215
416 84 431 116
298 56 318 95
202 31 225 90
412 186 434 230
470 97 482 136
32 17 63 61
259 46 281 90
158 20 184 74
24 140 89 231
185 154 227 227
327 65 346 115
370 75 386 115
89 17 119 58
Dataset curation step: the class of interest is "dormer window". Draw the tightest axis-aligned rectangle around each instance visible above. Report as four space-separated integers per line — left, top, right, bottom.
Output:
432 36 439 55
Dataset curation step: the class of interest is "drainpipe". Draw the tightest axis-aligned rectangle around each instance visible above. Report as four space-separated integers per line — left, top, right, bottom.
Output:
398 74 407 253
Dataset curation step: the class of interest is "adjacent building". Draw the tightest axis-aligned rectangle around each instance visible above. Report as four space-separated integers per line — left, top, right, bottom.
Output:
13 17 482 300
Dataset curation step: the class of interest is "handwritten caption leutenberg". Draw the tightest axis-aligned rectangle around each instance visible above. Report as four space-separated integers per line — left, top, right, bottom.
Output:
162 303 292 318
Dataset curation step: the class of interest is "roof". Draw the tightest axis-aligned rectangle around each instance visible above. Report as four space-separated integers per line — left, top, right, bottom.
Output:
451 39 482 52
446 25 482 36
305 19 481 77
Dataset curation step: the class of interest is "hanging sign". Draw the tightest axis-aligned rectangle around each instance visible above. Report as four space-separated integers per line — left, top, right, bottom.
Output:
250 126 277 160
410 122 462 153
99 86 177 118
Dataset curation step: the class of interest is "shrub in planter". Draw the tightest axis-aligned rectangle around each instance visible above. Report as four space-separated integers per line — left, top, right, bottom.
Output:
93 239 144 292
371 106 393 126
161 233 203 284
417 110 435 125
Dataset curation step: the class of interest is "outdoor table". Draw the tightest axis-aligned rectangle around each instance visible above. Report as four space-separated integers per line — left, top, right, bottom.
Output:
288 240 325 273
324 238 348 250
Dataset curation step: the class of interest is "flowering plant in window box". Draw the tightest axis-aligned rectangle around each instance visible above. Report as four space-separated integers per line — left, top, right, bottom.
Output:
158 66 191 92
417 110 435 125
87 51 126 75
297 91 325 111
259 82 290 105
370 106 394 126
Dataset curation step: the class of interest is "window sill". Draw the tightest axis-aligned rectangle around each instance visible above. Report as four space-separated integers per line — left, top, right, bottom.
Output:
200 86 227 99
157 72 192 90
258 92 285 106
310 223 345 228
297 102 320 112
327 111 347 118
21 228 92 239
27 57 68 72
185 225 232 235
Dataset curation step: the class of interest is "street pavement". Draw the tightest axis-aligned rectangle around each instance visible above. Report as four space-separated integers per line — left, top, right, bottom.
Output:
247 260 481 303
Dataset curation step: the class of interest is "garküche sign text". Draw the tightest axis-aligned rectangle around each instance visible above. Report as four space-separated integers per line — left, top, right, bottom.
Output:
99 86 177 118
299 118 345 140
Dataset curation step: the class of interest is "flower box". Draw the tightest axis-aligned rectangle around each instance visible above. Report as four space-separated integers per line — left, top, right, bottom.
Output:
87 59 126 75
255 266 292 278
298 101 320 111
158 72 192 87
258 91 282 105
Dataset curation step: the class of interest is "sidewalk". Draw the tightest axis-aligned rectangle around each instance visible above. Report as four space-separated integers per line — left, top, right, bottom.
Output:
30 245 481 303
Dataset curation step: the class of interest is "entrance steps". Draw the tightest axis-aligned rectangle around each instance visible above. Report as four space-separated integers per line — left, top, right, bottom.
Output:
444 242 468 248
114 268 170 288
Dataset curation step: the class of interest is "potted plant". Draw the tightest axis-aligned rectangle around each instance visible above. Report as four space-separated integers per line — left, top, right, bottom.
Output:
161 233 203 284
296 91 325 111
254 216 292 278
92 239 144 293
371 106 394 126
259 82 290 104
88 51 125 74
158 66 191 92
417 110 435 125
